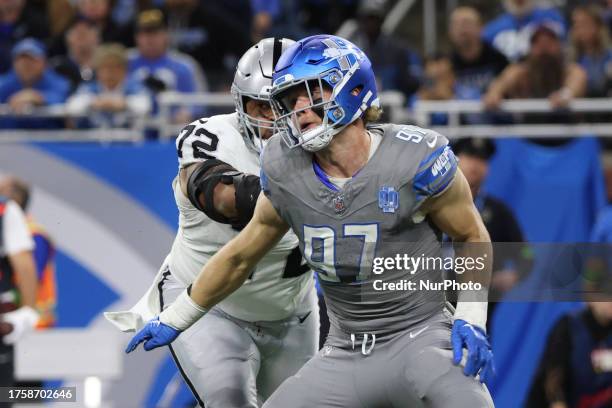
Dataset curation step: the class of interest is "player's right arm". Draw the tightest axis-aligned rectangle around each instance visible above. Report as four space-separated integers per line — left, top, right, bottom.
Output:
179 164 241 220
126 193 289 352
176 119 261 230
189 193 289 308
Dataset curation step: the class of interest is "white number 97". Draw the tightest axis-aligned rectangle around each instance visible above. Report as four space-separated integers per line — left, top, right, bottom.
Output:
395 126 428 143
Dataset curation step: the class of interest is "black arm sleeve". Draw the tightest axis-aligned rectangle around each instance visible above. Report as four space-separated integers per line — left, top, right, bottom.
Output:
231 173 261 230
186 159 261 230
186 159 236 222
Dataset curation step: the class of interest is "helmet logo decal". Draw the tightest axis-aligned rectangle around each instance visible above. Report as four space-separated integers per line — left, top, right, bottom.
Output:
321 38 362 71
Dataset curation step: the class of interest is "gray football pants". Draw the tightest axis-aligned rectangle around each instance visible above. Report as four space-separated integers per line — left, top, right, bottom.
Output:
159 270 320 408
264 309 494 408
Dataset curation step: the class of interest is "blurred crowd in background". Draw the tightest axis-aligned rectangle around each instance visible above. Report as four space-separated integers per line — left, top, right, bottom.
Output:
1 0 612 131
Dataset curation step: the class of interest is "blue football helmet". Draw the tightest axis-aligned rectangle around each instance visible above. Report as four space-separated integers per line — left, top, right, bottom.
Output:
270 34 379 152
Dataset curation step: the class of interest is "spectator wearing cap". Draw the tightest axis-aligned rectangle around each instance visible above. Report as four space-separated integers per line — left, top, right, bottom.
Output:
50 18 100 93
348 0 421 100
454 138 525 322
66 43 150 128
569 4 612 97
0 38 70 129
0 0 49 74
483 0 566 62
449 6 509 101
484 23 587 110
128 9 206 126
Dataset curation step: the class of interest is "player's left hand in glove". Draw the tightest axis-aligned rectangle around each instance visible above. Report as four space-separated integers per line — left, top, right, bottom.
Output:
451 319 495 385
1 306 39 345
125 317 180 352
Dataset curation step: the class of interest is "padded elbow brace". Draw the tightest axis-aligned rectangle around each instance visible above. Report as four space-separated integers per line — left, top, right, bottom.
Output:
186 159 261 230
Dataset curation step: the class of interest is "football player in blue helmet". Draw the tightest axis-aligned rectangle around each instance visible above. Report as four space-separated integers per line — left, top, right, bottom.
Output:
115 38 320 408
127 34 495 408
270 34 381 152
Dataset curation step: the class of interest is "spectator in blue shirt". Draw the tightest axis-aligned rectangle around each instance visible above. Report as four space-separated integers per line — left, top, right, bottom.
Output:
483 0 566 62
0 0 49 74
569 4 612 97
0 38 70 129
66 43 150 129
128 9 206 125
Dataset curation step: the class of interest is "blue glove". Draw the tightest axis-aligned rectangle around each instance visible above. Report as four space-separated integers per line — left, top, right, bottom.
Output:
451 319 495 385
125 318 180 353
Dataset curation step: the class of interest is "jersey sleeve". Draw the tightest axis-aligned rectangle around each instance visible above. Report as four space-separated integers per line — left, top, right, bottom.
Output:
175 117 241 169
412 130 458 205
3 200 34 255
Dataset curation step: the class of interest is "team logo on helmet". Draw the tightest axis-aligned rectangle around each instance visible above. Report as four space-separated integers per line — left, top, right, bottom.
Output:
321 38 364 70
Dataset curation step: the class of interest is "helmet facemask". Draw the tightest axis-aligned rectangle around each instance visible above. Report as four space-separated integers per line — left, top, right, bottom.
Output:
271 73 349 152
232 84 275 153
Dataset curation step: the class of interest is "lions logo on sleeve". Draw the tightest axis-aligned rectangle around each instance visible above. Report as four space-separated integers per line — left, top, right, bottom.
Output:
407 127 458 205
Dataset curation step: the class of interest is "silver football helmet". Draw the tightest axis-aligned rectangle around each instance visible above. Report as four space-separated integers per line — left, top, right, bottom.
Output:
232 37 295 153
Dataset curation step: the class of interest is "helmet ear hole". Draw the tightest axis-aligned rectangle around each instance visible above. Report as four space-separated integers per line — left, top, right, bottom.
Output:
350 85 363 96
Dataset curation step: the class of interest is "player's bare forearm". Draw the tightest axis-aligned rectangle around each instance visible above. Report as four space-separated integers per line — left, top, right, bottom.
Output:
190 193 289 309
426 170 492 292
9 250 38 308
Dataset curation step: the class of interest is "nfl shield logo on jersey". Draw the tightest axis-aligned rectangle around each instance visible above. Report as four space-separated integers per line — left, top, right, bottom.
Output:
378 186 399 213
333 194 346 214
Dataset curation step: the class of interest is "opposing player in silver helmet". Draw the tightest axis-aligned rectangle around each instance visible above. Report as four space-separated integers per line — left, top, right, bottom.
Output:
232 39 280 153
108 38 319 408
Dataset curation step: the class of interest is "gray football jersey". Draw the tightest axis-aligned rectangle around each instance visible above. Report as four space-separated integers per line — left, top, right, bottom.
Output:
261 124 458 341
